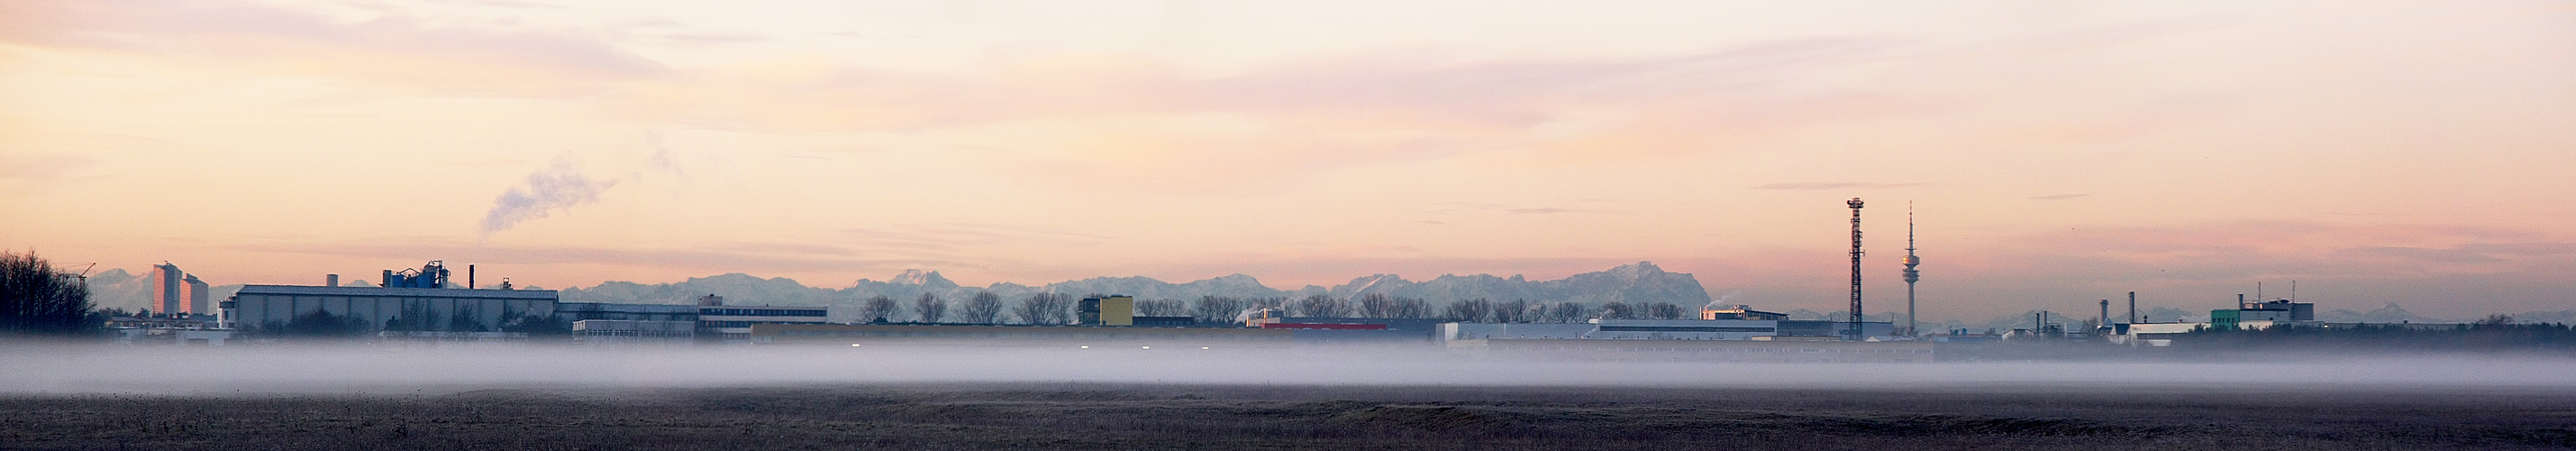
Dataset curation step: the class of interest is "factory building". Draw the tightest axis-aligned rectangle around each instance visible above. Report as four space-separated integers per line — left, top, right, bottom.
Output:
1255 317 1450 343
1442 318 1897 344
1446 338 1934 363
560 302 701 343
1700 305 1789 320
2211 298 2317 330
695 295 828 341
750 323 1295 348
222 284 559 335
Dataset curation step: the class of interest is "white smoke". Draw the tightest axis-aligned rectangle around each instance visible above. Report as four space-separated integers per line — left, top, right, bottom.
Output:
478 161 618 237
1707 290 1744 310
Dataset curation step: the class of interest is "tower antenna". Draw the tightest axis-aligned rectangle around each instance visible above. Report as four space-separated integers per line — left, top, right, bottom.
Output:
1903 202 1920 336
1846 198 1865 341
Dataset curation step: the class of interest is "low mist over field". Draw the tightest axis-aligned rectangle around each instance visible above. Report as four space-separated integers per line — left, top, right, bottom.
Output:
7 345 2572 395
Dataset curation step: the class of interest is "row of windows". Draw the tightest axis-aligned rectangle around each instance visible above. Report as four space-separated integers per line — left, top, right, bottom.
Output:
1596 326 1776 332
776 330 1288 341
700 308 827 317
701 320 829 327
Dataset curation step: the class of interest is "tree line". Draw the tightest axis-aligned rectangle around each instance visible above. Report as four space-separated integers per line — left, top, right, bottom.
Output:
843 290 1705 326
0 250 100 336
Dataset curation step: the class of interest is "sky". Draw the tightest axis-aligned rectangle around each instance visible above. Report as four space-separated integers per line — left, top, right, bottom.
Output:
2 0 2571 320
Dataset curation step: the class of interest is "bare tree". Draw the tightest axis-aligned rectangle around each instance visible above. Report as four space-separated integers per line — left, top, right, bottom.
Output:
1547 302 1589 323
1190 296 1246 326
0 250 97 336
1357 293 1393 318
1290 294 1350 318
1014 293 1070 325
859 295 902 324
1492 299 1530 323
1390 298 1433 318
1597 301 1635 320
960 291 1005 324
1444 299 1493 322
1136 299 1187 317
1644 302 1685 320
914 292 948 324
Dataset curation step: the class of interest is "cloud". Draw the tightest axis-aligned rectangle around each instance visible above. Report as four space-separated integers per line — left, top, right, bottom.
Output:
2029 194 2090 200
1752 182 1935 190
0 0 668 94
478 161 618 238
1507 207 1607 215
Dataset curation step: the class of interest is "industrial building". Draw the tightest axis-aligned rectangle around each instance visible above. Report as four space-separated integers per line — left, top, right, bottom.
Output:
1445 338 1934 363
1443 318 1892 342
222 283 560 334
2211 297 2317 329
750 323 1295 348
695 295 828 341
1254 317 1450 343
561 302 701 343
1075 295 1196 327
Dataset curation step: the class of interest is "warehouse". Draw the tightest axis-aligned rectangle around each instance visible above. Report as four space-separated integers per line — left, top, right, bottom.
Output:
222 284 558 335
750 323 1294 348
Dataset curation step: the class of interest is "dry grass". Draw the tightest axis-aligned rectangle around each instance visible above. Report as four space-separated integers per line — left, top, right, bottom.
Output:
4 383 2573 450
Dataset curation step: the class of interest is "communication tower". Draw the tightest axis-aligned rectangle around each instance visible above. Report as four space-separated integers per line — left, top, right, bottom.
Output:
1846 198 1864 341
1902 204 1920 336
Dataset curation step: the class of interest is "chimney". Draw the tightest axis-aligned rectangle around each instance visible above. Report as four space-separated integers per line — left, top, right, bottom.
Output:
469 264 476 290
327 274 339 287
2126 291 2136 325
2098 299 2109 330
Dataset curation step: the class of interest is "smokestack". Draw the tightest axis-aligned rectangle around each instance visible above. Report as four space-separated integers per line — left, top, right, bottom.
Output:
2099 299 2109 331
2127 291 2136 325
327 274 338 287
469 264 476 290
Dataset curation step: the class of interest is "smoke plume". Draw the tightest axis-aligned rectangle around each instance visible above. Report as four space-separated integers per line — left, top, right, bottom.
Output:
478 161 618 237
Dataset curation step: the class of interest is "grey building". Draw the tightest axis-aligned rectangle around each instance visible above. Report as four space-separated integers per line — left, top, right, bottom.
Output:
222 285 559 334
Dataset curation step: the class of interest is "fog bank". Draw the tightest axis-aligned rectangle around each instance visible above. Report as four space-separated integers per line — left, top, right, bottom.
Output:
5 344 2571 395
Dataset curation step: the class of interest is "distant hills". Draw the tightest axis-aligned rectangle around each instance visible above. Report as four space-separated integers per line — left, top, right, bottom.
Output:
560 262 1715 323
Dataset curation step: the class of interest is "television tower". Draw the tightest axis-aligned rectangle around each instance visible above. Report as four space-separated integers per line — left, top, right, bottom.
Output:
1846 198 1865 341
1902 204 1920 336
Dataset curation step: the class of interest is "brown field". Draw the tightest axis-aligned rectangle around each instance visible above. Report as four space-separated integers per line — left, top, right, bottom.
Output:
4 382 2573 450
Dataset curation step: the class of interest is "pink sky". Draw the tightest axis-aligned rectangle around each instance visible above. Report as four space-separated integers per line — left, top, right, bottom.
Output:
3 0 2571 319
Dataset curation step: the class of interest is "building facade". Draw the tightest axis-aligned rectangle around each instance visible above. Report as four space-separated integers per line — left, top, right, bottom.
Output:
222 285 559 334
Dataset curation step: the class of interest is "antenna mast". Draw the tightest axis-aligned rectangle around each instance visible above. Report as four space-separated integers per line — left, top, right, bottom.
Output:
1902 203 1920 336
1846 198 1865 341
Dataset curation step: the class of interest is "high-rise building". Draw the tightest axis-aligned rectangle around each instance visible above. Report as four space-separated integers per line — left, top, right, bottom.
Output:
183 274 210 315
147 262 183 315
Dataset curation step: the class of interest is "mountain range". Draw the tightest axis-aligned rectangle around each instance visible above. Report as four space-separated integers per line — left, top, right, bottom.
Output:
560 262 1714 323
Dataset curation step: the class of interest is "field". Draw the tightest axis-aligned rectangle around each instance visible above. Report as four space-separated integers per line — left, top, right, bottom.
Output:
5 382 2574 450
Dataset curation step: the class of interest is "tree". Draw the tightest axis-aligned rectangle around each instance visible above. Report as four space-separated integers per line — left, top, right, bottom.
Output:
860 295 901 324
1014 293 1069 325
1389 298 1431 318
1291 295 1350 318
1444 299 1493 322
914 292 948 324
1644 302 1685 320
0 250 97 336
1358 293 1395 318
1190 296 1246 325
1598 302 1635 320
1492 299 1531 323
1544 302 1588 323
1136 299 1187 317
959 291 1005 324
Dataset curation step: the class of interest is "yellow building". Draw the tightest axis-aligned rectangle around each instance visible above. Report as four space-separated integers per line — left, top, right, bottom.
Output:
1079 295 1134 326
